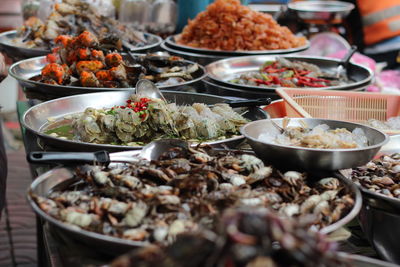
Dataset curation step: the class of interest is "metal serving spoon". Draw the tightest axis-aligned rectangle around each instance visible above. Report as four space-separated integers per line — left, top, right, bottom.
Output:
27 139 188 166
135 79 272 108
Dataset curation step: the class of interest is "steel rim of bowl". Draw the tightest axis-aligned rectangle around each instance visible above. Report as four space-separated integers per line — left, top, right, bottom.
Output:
288 1 355 13
165 35 310 56
9 56 207 91
202 78 279 98
205 55 374 92
161 41 227 60
241 118 389 153
21 90 249 151
0 30 163 53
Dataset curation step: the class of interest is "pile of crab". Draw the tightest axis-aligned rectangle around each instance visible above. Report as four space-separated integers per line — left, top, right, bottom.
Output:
110 208 352 267
33 145 354 244
37 31 199 88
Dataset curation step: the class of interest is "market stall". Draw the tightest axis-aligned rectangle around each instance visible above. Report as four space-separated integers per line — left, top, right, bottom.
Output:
1 0 400 266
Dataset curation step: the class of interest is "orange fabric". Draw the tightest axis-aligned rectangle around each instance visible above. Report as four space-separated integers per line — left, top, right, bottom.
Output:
358 0 399 15
363 16 400 45
357 0 400 45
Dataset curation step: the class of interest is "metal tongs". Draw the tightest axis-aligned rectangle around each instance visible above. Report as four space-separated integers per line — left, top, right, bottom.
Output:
27 139 189 166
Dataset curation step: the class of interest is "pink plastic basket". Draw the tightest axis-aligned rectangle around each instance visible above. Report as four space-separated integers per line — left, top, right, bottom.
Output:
275 88 400 134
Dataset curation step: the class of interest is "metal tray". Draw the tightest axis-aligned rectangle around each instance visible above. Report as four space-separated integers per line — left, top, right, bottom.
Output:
206 55 373 92
9 55 207 100
22 90 268 152
0 30 163 61
27 152 362 255
165 35 310 56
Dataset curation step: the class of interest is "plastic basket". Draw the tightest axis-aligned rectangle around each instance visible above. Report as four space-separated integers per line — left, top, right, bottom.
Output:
275 88 400 135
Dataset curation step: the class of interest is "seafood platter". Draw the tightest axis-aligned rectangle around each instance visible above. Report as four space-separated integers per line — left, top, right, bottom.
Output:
10 32 206 100
161 0 309 65
206 55 373 92
22 90 269 152
28 140 362 256
0 0 162 61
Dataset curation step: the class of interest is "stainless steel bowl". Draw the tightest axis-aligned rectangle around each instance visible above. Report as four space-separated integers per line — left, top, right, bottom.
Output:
288 1 354 22
338 135 400 264
22 90 267 152
9 54 206 100
241 118 389 171
27 150 362 256
206 55 373 92
0 30 163 61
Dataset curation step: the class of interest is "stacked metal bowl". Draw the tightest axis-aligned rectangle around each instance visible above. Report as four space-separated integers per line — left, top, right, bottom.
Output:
161 34 310 66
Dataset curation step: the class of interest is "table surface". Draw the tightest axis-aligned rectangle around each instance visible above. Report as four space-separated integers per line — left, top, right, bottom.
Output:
16 100 381 267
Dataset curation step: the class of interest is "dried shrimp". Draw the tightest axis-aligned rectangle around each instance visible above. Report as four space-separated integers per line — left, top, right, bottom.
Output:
176 0 306 51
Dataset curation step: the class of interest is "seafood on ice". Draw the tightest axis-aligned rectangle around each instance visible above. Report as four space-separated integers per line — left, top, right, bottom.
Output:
259 120 368 149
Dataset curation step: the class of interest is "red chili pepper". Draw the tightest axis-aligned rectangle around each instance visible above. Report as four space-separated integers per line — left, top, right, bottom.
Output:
254 79 272 85
271 76 281 85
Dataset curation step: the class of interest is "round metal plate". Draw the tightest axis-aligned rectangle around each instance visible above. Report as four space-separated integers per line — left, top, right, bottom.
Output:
165 35 310 56
205 55 373 92
9 55 207 100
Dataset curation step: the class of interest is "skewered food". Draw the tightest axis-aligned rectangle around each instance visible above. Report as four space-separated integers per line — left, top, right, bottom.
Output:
352 153 400 199
230 57 350 88
13 0 148 50
110 208 351 267
34 31 199 88
176 0 306 51
259 120 368 149
44 94 249 145
32 145 355 244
